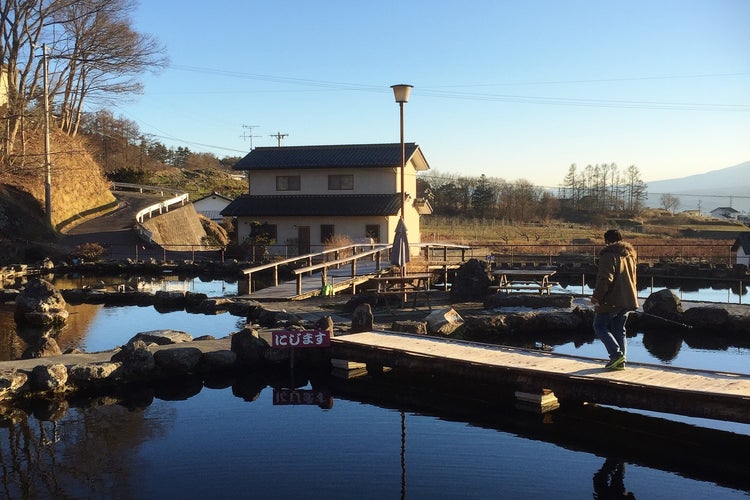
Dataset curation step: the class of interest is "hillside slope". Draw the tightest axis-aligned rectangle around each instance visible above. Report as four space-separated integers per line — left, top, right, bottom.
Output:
645 161 750 213
1 130 116 232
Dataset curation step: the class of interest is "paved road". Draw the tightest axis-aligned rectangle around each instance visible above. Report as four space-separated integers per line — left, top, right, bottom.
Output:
60 192 171 261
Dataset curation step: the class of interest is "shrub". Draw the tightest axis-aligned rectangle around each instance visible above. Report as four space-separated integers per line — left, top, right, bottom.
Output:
72 242 105 261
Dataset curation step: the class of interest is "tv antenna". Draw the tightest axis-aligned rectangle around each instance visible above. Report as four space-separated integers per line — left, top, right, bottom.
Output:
241 125 261 149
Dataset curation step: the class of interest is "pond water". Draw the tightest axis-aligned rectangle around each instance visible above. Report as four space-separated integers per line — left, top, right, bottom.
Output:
1 277 749 497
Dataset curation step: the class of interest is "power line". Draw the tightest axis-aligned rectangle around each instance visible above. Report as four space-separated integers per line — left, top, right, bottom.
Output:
270 132 288 147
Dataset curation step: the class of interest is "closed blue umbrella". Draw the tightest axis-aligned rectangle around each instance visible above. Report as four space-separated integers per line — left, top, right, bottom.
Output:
390 218 410 270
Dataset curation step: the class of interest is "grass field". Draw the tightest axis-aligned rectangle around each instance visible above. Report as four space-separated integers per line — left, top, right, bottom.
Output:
420 213 749 265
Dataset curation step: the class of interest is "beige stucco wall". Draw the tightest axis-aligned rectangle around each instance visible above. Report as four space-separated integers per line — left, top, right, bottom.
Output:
236 212 422 257
249 163 418 199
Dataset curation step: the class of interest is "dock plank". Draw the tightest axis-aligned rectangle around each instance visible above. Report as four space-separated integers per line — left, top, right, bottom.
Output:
331 331 750 423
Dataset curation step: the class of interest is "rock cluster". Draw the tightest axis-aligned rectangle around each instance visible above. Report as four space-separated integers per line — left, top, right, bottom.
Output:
14 278 69 327
0 324 319 403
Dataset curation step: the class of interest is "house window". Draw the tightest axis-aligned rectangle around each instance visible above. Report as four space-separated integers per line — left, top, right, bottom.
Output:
365 225 380 243
276 176 300 191
328 174 353 190
250 223 277 243
320 224 335 244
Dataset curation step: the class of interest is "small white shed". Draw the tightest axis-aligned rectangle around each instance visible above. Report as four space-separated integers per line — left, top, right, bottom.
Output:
193 192 233 221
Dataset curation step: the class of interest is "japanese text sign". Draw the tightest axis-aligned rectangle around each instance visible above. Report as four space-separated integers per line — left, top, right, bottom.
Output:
271 330 331 348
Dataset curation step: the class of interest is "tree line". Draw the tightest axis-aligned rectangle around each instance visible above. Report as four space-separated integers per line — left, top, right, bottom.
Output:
419 164 648 224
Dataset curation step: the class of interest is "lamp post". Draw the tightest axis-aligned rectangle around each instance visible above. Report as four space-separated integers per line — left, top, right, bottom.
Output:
42 44 52 226
391 84 412 220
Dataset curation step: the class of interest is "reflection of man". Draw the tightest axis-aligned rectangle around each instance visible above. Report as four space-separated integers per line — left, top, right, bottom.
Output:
593 458 636 499
591 229 638 370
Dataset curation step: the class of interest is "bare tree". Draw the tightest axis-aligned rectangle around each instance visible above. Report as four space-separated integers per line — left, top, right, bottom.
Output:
624 164 647 213
1 0 166 165
54 0 167 136
660 193 680 213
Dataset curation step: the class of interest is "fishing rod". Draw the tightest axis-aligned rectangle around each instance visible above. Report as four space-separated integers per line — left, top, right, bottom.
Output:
636 311 693 329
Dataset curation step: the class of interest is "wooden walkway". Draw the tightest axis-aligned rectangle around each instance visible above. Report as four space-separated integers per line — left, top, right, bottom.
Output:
245 261 383 300
330 331 750 424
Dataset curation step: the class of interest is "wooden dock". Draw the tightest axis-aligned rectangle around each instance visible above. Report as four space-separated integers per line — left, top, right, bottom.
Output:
330 331 750 424
246 260 383 301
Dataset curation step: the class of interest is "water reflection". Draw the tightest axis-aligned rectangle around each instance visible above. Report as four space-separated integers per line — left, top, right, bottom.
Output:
641 330 683 362
1 368 749 497
593 458 636 499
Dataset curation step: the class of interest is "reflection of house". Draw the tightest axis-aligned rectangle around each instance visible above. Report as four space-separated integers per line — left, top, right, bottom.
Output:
221 143 431 256
732 233 750 267
192 192 232 221
710 207 740 219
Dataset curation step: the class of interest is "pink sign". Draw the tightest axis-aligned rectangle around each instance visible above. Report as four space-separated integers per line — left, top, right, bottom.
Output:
273 388 332 407
271 330 331 348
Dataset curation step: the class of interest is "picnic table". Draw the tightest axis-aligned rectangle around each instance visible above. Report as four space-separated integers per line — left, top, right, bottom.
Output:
368 273 433 309
491 268 557 295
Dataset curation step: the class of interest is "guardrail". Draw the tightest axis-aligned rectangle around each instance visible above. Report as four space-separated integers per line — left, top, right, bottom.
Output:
111 182 190 244
112 182 186 197
133 192 190 224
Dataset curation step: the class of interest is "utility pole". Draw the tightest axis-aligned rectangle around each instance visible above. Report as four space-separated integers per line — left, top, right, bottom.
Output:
270 132 288 147
42 44 52 227
241 125 261 149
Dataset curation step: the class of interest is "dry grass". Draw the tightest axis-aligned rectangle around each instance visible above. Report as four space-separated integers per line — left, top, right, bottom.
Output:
421 215 747 265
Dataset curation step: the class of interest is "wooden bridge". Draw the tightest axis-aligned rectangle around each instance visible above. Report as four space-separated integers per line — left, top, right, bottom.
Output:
242 243 473 301
329 330 750 424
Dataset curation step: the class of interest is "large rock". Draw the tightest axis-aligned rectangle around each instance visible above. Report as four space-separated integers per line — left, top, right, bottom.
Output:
0 370 29 400
22 337 62 359
247 307 303 328
351 303 373 333
450 259 492 301
30 364 68 392
67 363 122 384
111 340 156 376
14 278 68 327
682 307 730 330
425 308 464 335
314 315 335 335
129 329 194 345
643 289 684 321
153 290 186 311
153 347 203 373
230 328 269 365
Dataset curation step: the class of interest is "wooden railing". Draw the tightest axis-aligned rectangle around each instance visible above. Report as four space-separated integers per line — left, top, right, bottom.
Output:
240 242 473 296
241 243 390 293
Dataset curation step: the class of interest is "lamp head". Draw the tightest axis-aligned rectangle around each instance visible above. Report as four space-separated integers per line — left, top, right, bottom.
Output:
391 84 413 103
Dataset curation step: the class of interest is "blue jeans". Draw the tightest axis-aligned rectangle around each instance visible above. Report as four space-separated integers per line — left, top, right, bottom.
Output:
593 311 630 360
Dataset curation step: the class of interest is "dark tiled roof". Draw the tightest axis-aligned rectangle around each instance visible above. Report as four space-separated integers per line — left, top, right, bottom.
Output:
221 193 402 217
233 143 420 170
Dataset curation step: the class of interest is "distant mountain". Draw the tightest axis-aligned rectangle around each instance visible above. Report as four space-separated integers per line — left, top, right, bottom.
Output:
644 161 750 214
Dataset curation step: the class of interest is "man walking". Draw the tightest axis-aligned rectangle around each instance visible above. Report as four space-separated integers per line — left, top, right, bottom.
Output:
591 229 639 370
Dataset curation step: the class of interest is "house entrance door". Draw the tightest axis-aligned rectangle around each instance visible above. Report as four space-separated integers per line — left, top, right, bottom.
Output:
298 226 310 255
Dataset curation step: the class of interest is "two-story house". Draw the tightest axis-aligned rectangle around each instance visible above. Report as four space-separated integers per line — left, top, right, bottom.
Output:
221 143 431 256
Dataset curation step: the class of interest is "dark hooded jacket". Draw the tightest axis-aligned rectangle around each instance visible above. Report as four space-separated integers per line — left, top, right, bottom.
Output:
592 241 638 314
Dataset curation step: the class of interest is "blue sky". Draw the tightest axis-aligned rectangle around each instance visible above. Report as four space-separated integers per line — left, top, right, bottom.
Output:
114 0 750 186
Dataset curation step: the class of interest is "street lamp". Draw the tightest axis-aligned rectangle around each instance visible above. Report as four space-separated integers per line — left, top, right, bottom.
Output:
391 84 412 220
